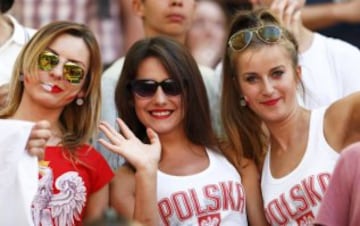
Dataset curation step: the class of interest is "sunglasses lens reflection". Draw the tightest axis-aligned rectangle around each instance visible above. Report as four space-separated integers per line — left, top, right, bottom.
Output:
229 26 282 51
38 51 59 71
38 51 84 84
64 63 84 84
258 26 282 43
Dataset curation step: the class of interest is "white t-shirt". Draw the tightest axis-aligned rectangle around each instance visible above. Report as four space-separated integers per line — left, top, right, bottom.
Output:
299 33 360 109
0 15 35 85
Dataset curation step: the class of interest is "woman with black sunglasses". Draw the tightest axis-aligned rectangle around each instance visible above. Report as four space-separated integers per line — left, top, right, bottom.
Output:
0 21 114 225
98 36 268 226
221 8 360 225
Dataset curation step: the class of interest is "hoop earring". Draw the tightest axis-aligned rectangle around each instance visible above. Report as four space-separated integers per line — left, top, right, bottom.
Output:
240 96 247 107
76 98 84 106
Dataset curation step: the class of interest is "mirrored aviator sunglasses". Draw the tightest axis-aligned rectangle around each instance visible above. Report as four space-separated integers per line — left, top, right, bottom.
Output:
129 79 182 98
38 50 85 84
228 25 282 52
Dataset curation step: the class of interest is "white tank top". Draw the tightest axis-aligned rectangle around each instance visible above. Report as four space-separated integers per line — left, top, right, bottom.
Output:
157 148 248 226
261 107 339 225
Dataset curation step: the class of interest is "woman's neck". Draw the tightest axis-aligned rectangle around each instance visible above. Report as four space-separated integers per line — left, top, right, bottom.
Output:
12 94 62 129
266 107 310 153
0 14 14 46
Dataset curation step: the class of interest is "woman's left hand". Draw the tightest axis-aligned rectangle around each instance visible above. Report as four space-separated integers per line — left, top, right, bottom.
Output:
98 118 161 172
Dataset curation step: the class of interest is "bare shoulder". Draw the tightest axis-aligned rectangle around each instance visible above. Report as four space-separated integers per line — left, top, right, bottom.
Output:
239 158 260 179
112 164 136 193
239 158 269 226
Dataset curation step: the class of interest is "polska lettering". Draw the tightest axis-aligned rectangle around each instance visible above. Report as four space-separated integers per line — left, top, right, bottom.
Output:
265 173 331 225
158 181 245 225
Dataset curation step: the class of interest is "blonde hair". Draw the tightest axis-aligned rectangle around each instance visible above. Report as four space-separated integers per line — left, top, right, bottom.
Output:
0 21 102 157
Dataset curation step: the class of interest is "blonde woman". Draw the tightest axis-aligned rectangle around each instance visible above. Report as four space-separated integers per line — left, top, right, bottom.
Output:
0 21 114 225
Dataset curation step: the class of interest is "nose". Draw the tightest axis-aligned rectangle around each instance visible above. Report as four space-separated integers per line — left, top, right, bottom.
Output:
153 86 167 105
261 78 275 96
49 63 63 81
170 0 182 7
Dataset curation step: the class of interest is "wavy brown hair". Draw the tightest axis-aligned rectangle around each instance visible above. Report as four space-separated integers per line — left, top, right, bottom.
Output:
115 36 217 148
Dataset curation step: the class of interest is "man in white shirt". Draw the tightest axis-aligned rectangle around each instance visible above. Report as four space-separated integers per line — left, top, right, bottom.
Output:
0 0 35 109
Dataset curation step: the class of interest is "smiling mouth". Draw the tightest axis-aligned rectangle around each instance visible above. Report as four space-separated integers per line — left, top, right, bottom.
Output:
150 110 173 119
41 83 63 93
262 98 280 106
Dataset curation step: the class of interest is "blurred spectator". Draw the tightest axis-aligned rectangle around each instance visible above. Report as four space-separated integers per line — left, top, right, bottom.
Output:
0 0 35 109
315 142 360 226
10 0 144 68
219 0 252 16
302 0 360 48
186 0 228 69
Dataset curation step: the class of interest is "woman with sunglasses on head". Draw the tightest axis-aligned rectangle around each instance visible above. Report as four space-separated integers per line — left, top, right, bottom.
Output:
222 8 360 225
98 36 268 226
0 21 114 225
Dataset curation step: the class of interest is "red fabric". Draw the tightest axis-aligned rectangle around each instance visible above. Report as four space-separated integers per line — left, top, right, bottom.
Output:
31 145 114 225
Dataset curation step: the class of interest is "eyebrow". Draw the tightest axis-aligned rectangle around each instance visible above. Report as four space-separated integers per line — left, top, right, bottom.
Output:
46 48 86 68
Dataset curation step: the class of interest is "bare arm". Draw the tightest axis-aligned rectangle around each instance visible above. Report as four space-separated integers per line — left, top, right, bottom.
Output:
84 184 110 222
324 92 360 152
110 166 136 217
302 0 360 30
118 0 144 53
99 119 161 225
241 159 269 226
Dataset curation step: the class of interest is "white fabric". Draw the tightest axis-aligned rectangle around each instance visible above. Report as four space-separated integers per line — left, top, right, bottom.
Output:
157 149 248 225
0 119 37 226
299 33 360 109
96 57 221 169
0 15 36 85
261 107 339 225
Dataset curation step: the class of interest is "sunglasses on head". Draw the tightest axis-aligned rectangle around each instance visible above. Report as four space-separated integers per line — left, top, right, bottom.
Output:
129 79 182 98
38 50 85 84
228 25 282 52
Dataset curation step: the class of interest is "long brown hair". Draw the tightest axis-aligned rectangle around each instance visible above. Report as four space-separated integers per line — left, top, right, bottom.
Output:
115 36 217 148
221 9 300 169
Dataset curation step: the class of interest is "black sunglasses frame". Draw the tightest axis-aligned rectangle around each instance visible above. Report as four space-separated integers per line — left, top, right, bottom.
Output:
129 78 182 98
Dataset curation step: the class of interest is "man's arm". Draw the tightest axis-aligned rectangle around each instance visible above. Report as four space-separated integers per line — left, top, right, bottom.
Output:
302 0 360 30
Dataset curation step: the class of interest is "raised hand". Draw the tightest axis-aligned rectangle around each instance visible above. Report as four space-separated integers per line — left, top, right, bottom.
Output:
27 120 51 159
270 0 313 52
98 118 161 172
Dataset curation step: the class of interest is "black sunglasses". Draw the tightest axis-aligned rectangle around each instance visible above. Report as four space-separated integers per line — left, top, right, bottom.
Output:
129 79 182 98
